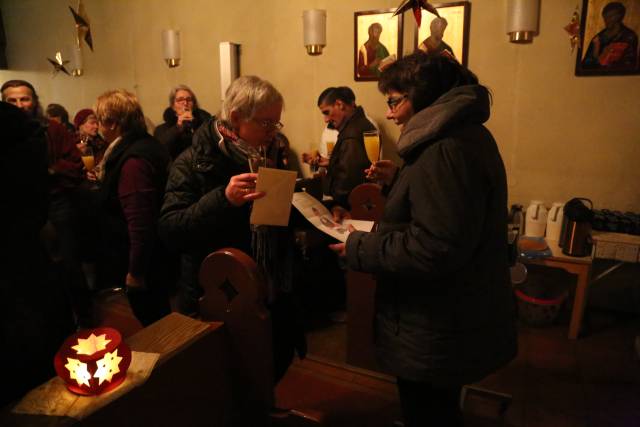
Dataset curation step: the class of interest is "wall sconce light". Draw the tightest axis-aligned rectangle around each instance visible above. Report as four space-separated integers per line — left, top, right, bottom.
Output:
54 327 131 396
302 10 326 55
71 45 83 77
162 29 181 67
506 0 540 43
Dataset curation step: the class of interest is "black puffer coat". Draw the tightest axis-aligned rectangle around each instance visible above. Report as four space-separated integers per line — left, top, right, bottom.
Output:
345 85 517 386
153 107 211 160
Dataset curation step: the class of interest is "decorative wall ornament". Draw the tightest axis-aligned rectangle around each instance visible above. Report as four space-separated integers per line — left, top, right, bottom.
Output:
354 9 404 81
564 6 581 52
47 51 71 76
393 0 440 27
69 1 93 51
414 1 471 66
575 0 639 76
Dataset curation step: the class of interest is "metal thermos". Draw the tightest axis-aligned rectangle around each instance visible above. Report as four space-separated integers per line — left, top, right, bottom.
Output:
559 198 593 257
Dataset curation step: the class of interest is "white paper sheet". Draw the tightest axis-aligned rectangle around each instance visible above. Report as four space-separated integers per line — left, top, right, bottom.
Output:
292 192 374 242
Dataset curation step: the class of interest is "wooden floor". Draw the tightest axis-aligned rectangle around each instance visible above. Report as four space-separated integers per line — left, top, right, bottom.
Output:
94 267 640 427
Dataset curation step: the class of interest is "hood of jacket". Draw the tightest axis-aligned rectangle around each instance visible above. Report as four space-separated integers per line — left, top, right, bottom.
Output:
397 85 490 158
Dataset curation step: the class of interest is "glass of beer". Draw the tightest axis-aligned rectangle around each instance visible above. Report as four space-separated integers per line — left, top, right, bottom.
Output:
79 144 95 172
363 130 380 163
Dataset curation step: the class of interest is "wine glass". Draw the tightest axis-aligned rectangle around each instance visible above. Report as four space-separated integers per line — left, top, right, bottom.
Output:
363 130 381 163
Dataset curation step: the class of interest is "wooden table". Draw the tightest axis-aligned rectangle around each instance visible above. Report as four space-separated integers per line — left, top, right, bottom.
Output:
522 240 592 339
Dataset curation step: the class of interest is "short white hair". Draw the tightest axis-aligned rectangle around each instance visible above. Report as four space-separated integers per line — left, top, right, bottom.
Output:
220 76 283 124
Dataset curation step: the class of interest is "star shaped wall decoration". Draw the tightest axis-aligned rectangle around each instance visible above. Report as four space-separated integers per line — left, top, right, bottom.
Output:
393 0 440 27
47 51 71 76
69 0 93 51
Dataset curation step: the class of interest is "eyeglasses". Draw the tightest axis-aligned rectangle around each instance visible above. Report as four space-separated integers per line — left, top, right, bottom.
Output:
253 118 284 131
175 97 194 103
386 95 408 110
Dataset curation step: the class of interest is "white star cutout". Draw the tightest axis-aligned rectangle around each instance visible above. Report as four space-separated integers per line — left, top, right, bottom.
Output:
72 333 111 356
65 358 91 387
93 349 123 385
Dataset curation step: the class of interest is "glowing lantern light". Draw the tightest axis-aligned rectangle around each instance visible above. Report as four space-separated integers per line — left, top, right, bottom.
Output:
54 327 131 395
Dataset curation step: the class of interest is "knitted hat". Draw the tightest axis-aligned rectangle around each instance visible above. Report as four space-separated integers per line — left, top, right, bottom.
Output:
73 108 95 130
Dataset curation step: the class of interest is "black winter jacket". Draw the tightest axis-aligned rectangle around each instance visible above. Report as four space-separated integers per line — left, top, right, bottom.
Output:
153 107 211 160
346 85 517 386
325 106 376 208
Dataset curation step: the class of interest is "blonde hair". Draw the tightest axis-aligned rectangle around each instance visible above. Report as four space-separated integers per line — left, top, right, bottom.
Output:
95 89 147 134
220 76 283 125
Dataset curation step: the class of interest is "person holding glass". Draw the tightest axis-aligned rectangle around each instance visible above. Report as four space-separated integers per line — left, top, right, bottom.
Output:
94 89 172 326
159 75 304 383
302 86 376 216
154 84 212 160
330 53 518 426
74 109 105 166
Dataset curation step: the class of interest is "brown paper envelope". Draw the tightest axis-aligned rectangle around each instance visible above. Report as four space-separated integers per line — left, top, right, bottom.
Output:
250 167 298 226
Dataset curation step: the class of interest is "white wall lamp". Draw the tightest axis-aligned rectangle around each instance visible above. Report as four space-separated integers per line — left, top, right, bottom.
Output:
303 10 326 55
162 29 181 67
506 0 540 43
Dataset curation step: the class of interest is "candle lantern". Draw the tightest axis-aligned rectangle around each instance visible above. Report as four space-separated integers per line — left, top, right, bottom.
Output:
54 327 131 396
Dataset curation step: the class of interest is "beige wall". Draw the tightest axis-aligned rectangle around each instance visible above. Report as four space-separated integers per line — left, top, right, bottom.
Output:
2 0 639 211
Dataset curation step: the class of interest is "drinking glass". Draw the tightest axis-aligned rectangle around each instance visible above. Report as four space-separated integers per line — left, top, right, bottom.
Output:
326 141 336 159
363 130 380 163
79 144 95 172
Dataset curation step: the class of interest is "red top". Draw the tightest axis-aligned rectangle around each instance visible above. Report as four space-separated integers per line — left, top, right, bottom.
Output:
47 120 84 193
117 157 159 278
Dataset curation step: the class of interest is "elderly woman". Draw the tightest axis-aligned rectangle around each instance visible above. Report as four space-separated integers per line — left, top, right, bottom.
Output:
153 84 211 160
332 53 518 426
159 76 303 382
94 89 172 326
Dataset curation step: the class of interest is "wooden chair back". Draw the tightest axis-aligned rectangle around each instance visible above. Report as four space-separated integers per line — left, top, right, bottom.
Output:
348 183 386 222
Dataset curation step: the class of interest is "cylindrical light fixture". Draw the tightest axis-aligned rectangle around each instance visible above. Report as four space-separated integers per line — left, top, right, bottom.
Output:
506 0 540 43
302 10 326 55
162 29 181 67
72 45 83 77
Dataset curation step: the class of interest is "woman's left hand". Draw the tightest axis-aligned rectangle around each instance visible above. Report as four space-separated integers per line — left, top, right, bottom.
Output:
329 242 346 257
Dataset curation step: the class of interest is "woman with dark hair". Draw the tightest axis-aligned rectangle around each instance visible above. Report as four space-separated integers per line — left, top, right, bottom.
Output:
94 89 172 326
46 103 75 133
153 84 211 160
331 53 517 426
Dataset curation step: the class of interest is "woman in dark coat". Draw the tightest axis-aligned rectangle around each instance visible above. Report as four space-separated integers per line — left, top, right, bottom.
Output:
153 84 211 160
95 89 172 326
331 53 518 426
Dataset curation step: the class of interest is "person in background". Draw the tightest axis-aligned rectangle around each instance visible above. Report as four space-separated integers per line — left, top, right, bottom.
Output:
301 86 375 214
153 84 212 160
0 102 76 405
74 108 106 163
46 102 76 133
331 53 518 426
94 89 172 326
2 79 91 326
159 75 305 383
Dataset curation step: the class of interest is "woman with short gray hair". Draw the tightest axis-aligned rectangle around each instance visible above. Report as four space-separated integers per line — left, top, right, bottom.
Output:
159 75 302 383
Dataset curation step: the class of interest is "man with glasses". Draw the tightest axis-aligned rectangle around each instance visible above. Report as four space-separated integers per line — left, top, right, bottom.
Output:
154 84 211 159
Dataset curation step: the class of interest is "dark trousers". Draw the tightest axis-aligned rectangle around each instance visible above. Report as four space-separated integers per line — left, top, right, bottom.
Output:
396 377 463 427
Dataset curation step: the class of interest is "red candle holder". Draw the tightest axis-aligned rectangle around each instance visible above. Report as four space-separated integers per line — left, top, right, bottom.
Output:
54 327 131 396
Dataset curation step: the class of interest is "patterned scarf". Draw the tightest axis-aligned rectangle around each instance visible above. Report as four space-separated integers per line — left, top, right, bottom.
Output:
216 121 293 301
